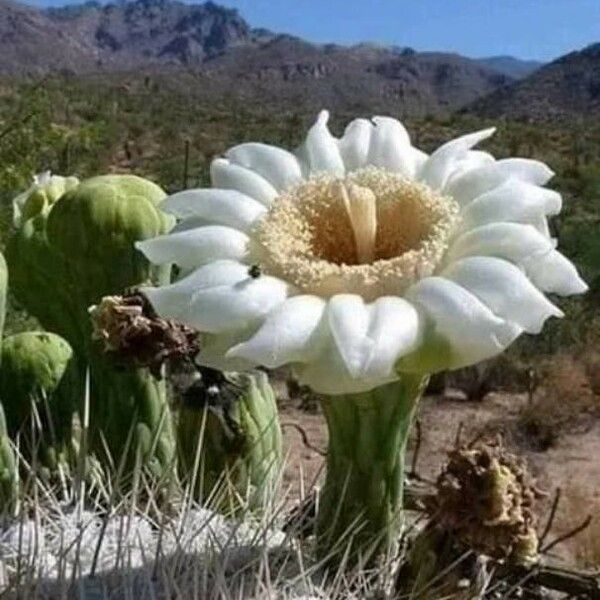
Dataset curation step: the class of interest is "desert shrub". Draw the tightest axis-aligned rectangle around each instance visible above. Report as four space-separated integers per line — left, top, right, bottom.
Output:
575 517 600 569
516 354 597 450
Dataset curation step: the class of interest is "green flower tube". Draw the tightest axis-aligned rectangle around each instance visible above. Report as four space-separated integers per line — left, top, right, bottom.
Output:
316 376 427 562
0 332 76 479
178 370 282 515
7 174 176 480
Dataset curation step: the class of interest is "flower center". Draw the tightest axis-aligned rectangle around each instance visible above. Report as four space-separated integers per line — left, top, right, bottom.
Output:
254 167 459 300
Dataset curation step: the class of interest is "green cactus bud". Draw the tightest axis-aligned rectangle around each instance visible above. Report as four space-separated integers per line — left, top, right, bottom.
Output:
0 332 73 427
6 175 177 484
178 370 282 515
0 332 77 479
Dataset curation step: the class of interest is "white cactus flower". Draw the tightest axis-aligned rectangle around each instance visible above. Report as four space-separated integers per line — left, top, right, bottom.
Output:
137 111 587 394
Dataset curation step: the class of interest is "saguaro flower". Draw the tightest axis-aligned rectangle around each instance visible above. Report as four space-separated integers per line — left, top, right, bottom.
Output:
138 111 586 561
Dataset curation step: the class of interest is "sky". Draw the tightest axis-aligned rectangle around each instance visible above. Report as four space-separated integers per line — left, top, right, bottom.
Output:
28 0 600 62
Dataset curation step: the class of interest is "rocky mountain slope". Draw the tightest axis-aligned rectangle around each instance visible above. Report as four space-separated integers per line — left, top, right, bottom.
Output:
470 43 600 120
0 0 100 73
196 39 512 115
45 0 255 66
476 55 542 79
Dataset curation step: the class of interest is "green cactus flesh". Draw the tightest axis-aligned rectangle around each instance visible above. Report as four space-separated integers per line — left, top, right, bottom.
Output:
0 404 18 511
0 253 18 510
6 175 176 481
178 370 283 515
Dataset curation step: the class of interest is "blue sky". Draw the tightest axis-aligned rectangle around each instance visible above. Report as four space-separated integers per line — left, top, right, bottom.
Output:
29 0 600 61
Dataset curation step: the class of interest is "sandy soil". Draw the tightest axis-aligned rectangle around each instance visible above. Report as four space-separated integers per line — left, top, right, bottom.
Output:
278 386 600 567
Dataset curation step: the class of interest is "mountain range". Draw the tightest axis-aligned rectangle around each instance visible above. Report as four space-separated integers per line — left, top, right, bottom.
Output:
0 0 598 119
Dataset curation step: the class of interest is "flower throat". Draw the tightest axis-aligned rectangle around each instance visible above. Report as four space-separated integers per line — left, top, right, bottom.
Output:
255 167 460 301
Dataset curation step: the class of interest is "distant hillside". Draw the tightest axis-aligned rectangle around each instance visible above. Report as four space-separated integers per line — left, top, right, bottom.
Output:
476 55 543 79
197 39 511 115
0 0 513 115
470 43 600 120
0 0 100 74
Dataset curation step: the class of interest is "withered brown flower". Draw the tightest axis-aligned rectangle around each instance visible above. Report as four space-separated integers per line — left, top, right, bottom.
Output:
89 293 200 378
427 436 543 565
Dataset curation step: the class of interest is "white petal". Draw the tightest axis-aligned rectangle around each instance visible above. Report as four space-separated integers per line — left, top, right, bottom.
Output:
210 158 278 206
326 295 372 379
445 158 555 206
441 256 563 333
455 150 495 171
188 275 290 332
300 110 345 176
419 128 495 190
293 294 420 395
523 250 588 296
533 216 551 238
327 294 421 380
173 259 250 289
162 275 290 333
293 348 392 395
141 260 250 322
338 118 372 171
458 180 562 233
410 147 429 177
227 295 327 367
170 217 212 233
404 277 521 370
226 143 303 191
136 225 249 269
367 116 414 176
445 222 554 266
361 296 422 378
162 189 267 232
